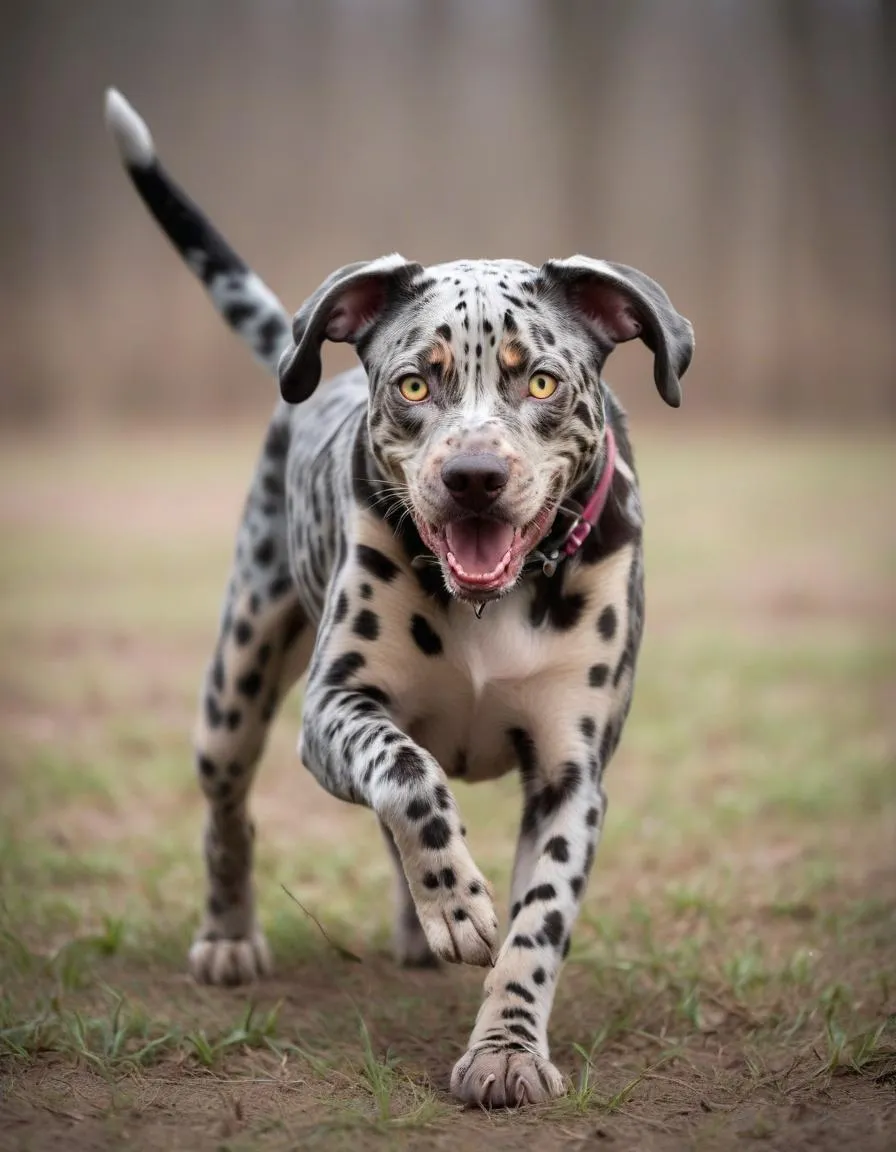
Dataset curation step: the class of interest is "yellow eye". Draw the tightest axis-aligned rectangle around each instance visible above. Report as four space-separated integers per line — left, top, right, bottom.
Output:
399 375 430 402
528 373 559 400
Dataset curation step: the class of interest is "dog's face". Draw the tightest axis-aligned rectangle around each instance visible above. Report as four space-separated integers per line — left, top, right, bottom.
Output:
279 256 693 603
359 263 611 600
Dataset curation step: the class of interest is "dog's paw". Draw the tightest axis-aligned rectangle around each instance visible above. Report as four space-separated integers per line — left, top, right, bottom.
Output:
450 1045 566 1108
188 930 272 986
413 859 498 966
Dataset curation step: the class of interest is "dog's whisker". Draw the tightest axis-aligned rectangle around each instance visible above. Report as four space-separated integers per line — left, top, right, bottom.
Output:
410 553 440 569
555 500 585 523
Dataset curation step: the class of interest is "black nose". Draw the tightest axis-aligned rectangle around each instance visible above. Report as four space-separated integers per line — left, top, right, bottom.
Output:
441 453 509 512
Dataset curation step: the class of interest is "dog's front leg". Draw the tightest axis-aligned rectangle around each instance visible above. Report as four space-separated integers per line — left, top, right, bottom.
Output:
450 727 608 1107
299 675 499 966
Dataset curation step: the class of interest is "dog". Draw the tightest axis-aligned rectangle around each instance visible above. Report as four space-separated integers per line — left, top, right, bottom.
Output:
104 89 693 1108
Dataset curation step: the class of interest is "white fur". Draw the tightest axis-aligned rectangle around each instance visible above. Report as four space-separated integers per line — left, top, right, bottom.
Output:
104 88 155 168
185 256 291 371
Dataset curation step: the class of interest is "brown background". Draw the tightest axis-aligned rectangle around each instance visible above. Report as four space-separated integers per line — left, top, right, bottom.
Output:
2 0 893 425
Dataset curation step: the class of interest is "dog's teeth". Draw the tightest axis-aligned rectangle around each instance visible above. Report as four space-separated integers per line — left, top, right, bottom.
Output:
446 547 519 584
447 550 466 577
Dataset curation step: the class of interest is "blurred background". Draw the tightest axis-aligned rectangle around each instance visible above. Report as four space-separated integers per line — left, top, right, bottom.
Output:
2 0 893 426
1 10 895 1142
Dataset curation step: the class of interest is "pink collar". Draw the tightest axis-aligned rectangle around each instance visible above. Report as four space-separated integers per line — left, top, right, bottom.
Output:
561 425 618 557
527 426 618 578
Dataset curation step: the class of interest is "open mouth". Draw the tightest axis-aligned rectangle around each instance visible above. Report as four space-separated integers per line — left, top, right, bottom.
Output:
415 506 556 600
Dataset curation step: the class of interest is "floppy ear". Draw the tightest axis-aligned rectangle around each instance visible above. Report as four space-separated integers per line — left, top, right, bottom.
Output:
540 257 694 408
278 254 424 403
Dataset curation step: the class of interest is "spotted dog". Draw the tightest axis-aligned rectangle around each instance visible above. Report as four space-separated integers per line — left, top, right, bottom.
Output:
104 89 693 1108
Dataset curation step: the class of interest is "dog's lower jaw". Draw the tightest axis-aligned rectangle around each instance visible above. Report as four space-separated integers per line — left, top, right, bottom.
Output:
439 569 525 609
414 503 558 605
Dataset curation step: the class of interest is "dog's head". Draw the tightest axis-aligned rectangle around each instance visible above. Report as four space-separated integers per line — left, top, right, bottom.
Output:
279 256 693 603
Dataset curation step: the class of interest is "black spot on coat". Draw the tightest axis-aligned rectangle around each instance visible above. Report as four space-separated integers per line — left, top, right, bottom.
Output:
406 797 432 821
254 538 276 566
236 670 264 699
353 609 380 641
542 909 565 948
524 883 557 906
357 684 390 708
420 816 451 850
544 836 570 863
268 574 293 599
410 614 443 656
597 605 617 641
264 422 290 460
325 651 365 686
384 747 428 786
521 762 582 833
507 727 538 782
205 694 223 728
529 570 587 632
357 545 399 583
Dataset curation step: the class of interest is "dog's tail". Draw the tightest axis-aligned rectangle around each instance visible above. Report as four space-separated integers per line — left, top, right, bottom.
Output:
103 88 291 376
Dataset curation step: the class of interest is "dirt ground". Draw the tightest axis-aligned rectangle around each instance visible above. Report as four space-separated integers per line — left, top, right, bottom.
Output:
0 425 894 1151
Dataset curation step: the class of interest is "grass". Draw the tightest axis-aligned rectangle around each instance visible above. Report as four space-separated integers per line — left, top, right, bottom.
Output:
0 423 894 1151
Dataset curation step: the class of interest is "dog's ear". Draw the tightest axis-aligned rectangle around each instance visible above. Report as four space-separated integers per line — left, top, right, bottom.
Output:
540 257 694 408
278 255 424 403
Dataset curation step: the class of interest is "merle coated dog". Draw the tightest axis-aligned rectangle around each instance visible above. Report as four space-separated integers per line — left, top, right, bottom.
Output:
104 88 693 1108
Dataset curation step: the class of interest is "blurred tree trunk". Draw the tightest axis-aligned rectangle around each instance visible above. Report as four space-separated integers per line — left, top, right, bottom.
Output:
881 0 896 414
0 0 891 424
777 0 820 419
542 0 637 252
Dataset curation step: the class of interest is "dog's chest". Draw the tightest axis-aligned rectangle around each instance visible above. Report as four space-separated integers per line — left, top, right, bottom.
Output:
407 593 570 782
343 513 639 786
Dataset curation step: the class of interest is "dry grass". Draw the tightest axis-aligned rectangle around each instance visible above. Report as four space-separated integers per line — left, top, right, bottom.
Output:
0 424 894 1151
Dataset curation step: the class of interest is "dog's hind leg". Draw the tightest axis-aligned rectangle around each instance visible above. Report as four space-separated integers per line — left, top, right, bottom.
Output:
188 419 316 985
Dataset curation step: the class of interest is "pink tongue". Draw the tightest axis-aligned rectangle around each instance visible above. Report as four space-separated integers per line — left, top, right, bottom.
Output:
444 519 516 575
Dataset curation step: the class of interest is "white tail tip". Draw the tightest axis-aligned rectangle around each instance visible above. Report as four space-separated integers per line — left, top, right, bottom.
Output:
104 87 155 168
